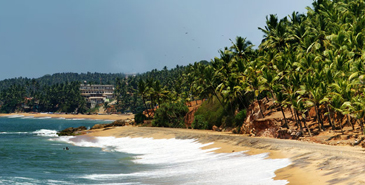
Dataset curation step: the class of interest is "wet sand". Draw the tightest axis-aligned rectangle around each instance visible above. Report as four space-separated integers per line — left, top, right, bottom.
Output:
85 126 365 185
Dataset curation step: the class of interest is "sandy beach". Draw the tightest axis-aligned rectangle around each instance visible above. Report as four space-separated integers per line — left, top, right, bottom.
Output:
85 126 365 185
0 113 134 121
3 112 364 184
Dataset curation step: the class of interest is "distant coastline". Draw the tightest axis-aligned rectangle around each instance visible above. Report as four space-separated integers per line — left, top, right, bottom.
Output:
0 113 134 121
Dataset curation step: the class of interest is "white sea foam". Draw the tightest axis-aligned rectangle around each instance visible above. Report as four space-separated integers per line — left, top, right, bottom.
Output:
36 117 52 119
7 115 24 118
71 118 86 121
103 120 115 122
57 136 291 185
0 131 28 135
58 117 66 120
21 116 34 119
33 129 58 137
0 177 70 185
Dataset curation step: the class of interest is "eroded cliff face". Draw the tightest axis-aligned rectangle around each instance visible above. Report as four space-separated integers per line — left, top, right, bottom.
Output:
239 100 316 139
184 107 199 128
237 99 365 148
240 100 279 137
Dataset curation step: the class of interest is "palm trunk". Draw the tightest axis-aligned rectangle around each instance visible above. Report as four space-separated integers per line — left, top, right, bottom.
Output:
213 92 228 112
302 115 312 137
238 95 248 110
315 105 324 131
339 113 344 133
289 106 295 120
280 105 289 129
326 104 335 130
292 108 300 130
347 114 354 131
229 99 235 115
295 109 303 132
142 96 151 118
256 97 265 118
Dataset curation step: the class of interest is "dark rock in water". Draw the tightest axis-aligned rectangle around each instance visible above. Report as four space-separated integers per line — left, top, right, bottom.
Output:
58 120 129 136
91 124 108 130
90 120 127 130
57 126 87 136
111 119 126 127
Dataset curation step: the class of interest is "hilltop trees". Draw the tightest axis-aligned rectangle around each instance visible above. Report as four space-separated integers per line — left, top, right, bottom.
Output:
0 81 86 113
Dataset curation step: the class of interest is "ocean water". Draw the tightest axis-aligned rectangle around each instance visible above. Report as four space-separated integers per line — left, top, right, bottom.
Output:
0 117 291 185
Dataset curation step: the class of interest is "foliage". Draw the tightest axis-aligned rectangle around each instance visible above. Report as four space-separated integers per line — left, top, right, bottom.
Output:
134 112 147 124
194 98 225 129
0 84 25 113
222 115 235 128
192 115 209 130
152 102 188 128
86 105 100 114
235 109 247 126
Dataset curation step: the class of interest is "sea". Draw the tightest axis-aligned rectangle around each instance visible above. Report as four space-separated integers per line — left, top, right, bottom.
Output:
0 116 291 185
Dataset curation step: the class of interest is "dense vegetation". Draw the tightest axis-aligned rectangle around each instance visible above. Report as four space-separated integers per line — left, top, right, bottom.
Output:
0 81 86 113
150 0 365 134
3 0 365 136
0 72 127 92
0 66 189 114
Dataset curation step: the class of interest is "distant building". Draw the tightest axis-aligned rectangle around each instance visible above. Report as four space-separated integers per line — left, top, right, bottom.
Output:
80 84 114 107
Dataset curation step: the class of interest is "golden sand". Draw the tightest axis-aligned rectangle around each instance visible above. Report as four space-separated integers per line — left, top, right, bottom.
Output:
85 126 365 185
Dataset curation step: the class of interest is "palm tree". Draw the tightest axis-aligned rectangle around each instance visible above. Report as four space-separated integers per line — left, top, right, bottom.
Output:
137 79 152 118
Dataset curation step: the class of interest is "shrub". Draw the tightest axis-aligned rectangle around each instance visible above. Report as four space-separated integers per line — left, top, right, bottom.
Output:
194 98 225 129
192 115 209 130
152 102 189 128
134 112 147 124
235 109 247 126
222 115 235 128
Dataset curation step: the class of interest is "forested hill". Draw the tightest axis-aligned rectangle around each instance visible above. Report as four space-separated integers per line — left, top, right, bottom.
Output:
0 63 196 92
0 63 195 113
0 72 127 91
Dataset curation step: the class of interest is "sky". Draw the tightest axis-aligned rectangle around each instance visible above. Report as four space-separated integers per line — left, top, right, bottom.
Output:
0 0 313 80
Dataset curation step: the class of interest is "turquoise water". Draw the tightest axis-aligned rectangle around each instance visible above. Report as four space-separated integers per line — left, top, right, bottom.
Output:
0 116 291 185
0 117 146 184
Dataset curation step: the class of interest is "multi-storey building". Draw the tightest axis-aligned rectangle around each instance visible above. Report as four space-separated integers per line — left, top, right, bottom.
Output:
80 84 114 106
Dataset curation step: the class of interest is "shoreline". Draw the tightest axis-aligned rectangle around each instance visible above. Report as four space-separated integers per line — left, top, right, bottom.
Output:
84 126 365 185
0 113 134 121
3 114 365 184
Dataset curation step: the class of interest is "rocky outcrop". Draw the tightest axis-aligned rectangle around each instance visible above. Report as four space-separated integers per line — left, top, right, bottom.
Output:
240 100 277 137
245 100 266 124
240 99 301 138
277 128 303 139
91 119 129 130
241 119 280 138
212 125 219 131
57 126 87 136
58 119 131 136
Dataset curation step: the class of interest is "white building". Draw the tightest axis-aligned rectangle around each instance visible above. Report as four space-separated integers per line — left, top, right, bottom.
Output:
80 84 114 106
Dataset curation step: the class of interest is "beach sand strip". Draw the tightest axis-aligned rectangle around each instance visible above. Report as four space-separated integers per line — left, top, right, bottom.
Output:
84 126 365 185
